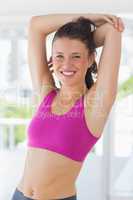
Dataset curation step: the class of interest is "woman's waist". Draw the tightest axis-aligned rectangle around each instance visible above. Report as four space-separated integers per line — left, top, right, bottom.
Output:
23 160 80 185
24 148 82 182
17 178 77 199
18 168 78 190
17 148 80 198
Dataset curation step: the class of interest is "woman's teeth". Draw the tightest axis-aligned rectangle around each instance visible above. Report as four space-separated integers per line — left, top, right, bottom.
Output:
60 71 76 76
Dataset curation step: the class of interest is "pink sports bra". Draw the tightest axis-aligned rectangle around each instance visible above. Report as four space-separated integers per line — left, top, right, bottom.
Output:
27 89 101 162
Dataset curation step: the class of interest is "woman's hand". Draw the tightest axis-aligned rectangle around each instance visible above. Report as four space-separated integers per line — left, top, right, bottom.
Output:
89 13 125 32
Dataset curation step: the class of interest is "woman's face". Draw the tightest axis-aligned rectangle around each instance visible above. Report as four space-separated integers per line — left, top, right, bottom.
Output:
52 37 93 86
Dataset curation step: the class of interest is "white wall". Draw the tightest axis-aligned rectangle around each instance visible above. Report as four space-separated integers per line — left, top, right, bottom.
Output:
0 0 133 16
0 0 133 31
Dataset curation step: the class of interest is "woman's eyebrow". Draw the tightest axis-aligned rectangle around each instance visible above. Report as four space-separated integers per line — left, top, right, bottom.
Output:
55 52 81 55
55 52 63 54
71 52 81 55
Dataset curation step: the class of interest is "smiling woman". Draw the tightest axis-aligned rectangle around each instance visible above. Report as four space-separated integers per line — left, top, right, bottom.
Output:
51 18 97 92
52 37 90 87
54 52 82 77
11 13 124 200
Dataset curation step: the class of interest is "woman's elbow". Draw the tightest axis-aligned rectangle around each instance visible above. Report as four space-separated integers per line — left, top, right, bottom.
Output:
29 16 43 31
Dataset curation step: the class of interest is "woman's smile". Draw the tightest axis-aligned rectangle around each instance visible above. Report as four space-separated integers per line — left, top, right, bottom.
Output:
59 69 77 79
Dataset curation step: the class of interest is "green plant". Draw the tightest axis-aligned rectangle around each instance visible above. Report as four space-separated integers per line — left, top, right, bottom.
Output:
117 76 133 101
0 99 34 145
14 126 26 144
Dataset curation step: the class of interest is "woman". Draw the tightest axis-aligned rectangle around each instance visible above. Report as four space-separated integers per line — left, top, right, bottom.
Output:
11 13 124 200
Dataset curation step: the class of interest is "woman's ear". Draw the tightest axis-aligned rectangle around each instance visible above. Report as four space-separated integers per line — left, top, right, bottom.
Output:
88 53 95 66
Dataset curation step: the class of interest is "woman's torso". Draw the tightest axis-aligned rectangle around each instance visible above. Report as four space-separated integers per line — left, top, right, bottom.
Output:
17 87 99 200
17 148 81 199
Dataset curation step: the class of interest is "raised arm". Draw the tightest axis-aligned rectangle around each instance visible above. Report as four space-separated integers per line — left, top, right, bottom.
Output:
86 22 123 137
94 23 122 97
28 13 120 99
28 13 99 100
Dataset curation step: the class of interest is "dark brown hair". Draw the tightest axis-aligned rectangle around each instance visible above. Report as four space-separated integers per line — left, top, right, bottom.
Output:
51 16 98 89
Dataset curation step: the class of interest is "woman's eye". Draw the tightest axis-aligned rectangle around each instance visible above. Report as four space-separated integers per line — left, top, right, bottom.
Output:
56 55 63 58
73 56 80 58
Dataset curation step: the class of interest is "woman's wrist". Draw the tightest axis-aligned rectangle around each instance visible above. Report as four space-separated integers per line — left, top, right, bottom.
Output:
29 13 96 35
93 23 121 48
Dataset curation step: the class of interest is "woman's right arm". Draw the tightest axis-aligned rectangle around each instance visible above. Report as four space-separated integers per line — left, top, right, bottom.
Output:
28 13 94 99
28 13 123 101
29 13 97 35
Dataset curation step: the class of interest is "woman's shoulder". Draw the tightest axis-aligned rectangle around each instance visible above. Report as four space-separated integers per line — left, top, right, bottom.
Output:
40 86 58 102
33 86 58 109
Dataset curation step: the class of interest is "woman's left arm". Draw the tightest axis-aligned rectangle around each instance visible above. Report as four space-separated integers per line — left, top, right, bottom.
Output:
93 22 122 102
85 21 124 136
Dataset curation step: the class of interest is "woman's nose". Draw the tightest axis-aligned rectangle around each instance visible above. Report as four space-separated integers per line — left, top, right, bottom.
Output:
62 58 72 67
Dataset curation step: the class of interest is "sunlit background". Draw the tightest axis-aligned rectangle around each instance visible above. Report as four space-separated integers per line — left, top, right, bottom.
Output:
0 1 133 200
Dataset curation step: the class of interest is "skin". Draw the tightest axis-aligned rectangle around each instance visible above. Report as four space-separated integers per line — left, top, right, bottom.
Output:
17 38 95 200
51 37 94 102
16 14 124 200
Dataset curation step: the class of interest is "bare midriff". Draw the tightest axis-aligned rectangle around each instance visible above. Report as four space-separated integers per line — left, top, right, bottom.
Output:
17 147 83 200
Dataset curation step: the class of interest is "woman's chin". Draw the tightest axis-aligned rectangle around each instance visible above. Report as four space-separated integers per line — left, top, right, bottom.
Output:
60 79 79 86
57 73 81 86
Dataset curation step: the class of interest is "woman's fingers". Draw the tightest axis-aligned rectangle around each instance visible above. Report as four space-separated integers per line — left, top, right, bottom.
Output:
107 15 118 27
113 17 125 32
103 15 114 25
118 17 125 31
104 15 125 32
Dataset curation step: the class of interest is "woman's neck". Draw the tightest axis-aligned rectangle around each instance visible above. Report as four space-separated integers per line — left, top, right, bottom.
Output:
58 84 87 101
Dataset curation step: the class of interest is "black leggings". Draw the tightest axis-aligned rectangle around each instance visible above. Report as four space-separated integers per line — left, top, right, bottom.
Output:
11 188 77 200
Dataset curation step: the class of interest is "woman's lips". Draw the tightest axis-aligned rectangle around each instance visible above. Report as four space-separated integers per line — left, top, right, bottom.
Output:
60 70 77 77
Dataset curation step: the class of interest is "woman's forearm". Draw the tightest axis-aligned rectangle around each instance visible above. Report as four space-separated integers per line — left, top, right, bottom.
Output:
29 13 96 35
93 23 120 48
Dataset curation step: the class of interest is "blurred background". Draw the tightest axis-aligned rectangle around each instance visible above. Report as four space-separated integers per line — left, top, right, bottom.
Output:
0 0 133 200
